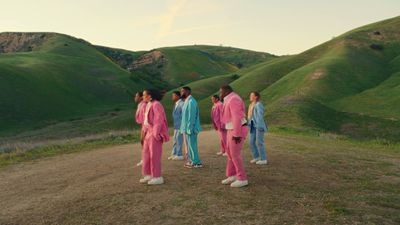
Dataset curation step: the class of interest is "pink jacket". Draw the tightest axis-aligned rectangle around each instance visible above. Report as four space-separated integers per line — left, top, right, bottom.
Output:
135 101 147 125
222 92 248 138
211 101 224 130
143 100 170 142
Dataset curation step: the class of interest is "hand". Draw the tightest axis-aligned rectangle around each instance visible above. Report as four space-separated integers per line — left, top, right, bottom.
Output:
232 136 242 144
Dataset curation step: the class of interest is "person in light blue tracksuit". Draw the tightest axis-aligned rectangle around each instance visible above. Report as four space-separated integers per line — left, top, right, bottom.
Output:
180 86 203 168
169 91 184 160
248 91 268 165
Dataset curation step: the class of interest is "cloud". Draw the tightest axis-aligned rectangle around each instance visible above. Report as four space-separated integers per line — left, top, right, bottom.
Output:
156 0 187 38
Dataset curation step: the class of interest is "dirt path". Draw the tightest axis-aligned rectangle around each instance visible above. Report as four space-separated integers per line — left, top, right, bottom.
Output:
0 131 399 225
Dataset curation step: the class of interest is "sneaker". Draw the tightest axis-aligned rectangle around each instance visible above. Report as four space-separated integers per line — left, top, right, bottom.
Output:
256 160 268 165
147 177 164 185
172 155 184 161
217 152 223 156
250 158 260 164
222 153 227 156
139 175 152 184
230 180 248 188
184 162 193 168
136 160 143 167
168 155 174 160
221 176 236 185
193 164 203 168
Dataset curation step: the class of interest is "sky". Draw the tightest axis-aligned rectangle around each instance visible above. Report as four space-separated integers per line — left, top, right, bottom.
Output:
1 0 400 55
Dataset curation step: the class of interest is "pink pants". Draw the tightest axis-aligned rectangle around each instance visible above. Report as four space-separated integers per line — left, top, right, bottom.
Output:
226 130 248 181
142 132 163 178
218 129 227 153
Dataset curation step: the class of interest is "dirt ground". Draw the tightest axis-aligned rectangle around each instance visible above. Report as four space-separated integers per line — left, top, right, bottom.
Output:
0 131 399 225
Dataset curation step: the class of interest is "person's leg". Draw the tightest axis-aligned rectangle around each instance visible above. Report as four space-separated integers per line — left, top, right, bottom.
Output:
225 131 236 177
256 129 267 161
171 130 179 156
249 128 260 159
141 133 151 176
221 129 227 153
218 130 227 153
176 130 183 156
183 134 191 164
149 135 163 178
228 130 248 181
187 133 201 165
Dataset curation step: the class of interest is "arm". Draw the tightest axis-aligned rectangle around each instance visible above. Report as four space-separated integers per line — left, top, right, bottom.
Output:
186 100 198 134
230 97 244 138
254 103 266 131
152 102 165 141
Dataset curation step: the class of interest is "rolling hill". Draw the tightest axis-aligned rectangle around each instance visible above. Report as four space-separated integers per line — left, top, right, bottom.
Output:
0 32 151 135
0 33 275 137
182 16 400 141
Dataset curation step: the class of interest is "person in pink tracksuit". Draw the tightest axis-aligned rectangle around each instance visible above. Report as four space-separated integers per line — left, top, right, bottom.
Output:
219 85 249 188
139 89 170 185
211 95 227 156
134 92 147 167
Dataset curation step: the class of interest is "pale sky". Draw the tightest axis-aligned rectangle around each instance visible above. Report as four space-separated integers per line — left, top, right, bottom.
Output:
1 0 399 55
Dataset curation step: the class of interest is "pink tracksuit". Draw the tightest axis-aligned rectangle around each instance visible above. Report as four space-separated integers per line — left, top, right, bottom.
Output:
142 100 169 178
222 92 248 181
211 101 227 153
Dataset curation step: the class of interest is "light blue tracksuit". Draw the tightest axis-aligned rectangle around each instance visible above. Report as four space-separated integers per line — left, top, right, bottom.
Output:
172 99 184 156
248 101 268 161
180 95 202 165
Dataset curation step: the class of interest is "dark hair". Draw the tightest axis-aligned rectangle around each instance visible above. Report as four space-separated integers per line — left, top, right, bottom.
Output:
220 85 233 92
144 89 164 101
212 95 220 100
251 91 261 98
182 86 191 93
135 91 143 97
172 91 181 97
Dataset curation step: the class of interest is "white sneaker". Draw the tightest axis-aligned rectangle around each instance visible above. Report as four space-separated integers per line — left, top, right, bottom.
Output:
230 180 248 188
217 152 223 156
172 156 184 160
168 155 174 160
250 158 260 164
222 153 227 156
147 177 164 185
139 175 152 184
221 176 236 185
256 160 268 165
136 160 143 167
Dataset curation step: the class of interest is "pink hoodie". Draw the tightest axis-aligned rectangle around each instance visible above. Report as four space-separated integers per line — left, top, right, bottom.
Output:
222 92 248 138
143 100 170 142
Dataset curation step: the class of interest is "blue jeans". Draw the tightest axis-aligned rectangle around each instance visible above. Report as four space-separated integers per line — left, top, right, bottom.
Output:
172 129 183 156
249 127 267 161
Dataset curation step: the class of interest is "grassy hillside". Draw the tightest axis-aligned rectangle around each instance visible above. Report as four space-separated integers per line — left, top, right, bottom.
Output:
0 32 150 135
180 16 400 142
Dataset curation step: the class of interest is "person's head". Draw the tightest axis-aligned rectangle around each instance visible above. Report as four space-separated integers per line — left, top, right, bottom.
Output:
250 91 261 103
211 94 220 104
172 91 181 102
180 86 191 99
134 91 143 103
219 85 233 99
143 89 164 103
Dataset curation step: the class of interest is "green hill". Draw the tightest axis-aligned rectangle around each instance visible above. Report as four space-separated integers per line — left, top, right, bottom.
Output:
102 45 277 89
0 32 150 135
182 16 400 141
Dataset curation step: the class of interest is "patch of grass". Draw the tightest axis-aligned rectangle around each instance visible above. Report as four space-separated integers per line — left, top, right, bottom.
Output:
0 132 139 168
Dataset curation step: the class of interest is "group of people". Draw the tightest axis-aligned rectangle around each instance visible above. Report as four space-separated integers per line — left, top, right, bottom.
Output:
133 85 268 188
